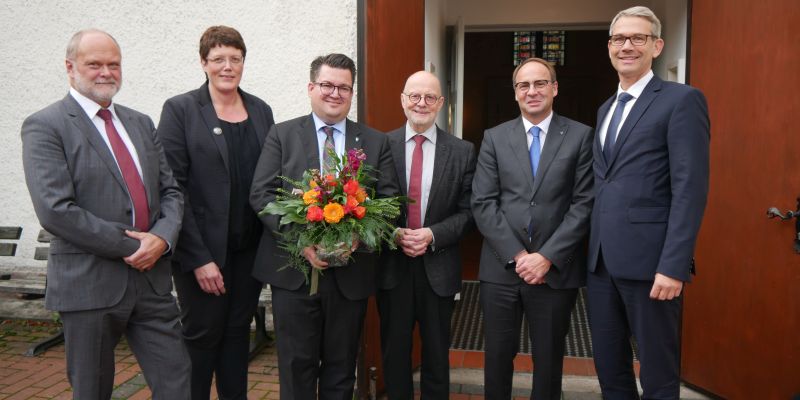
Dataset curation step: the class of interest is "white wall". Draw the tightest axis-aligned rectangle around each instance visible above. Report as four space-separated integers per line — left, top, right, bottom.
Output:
0 0 357 271
651 0 688 82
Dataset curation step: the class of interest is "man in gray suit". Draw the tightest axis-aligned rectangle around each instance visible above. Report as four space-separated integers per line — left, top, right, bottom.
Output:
377 71 476 399
471 57 594 400
21 29 190 400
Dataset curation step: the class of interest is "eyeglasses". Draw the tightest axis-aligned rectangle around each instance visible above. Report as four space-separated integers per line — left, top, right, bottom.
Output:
609 34 653 46
206 56 244 65
314 82 353 97
403 93 442 105
514 80 552 93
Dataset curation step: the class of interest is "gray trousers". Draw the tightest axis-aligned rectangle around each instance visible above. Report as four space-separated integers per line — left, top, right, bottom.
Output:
60 268 191 400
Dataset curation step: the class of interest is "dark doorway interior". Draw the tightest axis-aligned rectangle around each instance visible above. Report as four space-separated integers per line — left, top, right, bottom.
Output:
459 29 618 280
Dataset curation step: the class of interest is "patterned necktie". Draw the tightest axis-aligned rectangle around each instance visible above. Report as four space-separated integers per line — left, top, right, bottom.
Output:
529 126 541 178
603 92 634 162
407 134 426 229
322 126 336 173
97 109 149 232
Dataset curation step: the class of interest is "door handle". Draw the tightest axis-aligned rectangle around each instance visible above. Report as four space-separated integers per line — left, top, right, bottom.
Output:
766 197 800 253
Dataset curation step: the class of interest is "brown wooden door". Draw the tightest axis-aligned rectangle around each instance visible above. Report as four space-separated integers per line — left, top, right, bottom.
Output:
358 0 424 397
682 1 800 398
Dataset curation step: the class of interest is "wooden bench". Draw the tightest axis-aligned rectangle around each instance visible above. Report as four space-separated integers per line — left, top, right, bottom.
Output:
1 226 273 357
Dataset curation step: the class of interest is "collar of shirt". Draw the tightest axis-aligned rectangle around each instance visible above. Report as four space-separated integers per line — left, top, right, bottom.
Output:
521 111 553 148
311 112 346 136
404 122 437 144
70 87 119 121
617 69 654 100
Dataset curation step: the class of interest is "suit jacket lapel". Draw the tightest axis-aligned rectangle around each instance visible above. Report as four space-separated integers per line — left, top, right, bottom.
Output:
197 84 231 172
608 76 662 168
241 89 268 148
389 130 407 195
426 127 450 221
532 114 566 196
344 119 362 151
300 114 320 170
508 117 535 192
596 96 614 172
115 108 156 205
64 95 128 192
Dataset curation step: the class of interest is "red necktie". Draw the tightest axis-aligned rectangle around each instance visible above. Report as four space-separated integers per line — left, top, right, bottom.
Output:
97 109 150 232
407 135 426 229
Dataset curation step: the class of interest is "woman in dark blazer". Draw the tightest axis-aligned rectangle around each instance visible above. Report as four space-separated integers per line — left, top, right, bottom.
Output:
157 26 274 400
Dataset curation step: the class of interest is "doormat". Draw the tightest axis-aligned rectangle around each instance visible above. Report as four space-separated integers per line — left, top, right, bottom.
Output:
450 281 639 359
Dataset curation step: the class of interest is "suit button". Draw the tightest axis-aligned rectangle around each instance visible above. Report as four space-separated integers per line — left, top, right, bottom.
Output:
125 209 132 215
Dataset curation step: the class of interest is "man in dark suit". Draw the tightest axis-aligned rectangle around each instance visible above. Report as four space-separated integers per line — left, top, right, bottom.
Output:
471 57 594 400
21 29 189 399
588 6 710 399
377 71 476 399
249 53 399 399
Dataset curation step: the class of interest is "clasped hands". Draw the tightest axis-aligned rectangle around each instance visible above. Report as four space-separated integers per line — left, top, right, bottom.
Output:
514 250 550 285
123 230 167 272
302 240 360 270
394 227 433 258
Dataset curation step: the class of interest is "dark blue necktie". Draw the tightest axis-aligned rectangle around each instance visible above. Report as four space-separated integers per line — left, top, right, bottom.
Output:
529 126 541 178
603 92 634 161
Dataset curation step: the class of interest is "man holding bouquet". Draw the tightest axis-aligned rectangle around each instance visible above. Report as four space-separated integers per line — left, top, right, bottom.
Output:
250 53 399 400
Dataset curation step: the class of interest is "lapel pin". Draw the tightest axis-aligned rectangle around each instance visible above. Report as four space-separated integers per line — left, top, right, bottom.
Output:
213 127 222 135
355 137 359 142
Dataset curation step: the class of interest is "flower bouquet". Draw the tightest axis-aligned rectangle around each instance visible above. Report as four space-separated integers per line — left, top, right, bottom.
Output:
259 148 404 294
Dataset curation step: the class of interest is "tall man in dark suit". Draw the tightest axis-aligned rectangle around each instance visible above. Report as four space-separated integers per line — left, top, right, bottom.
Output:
21 29 189 399
249 53 399 399
472 58 594 400
588 6 710 399
377 71 476 399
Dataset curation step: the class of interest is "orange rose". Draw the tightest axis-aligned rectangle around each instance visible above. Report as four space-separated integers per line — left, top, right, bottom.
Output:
353 206 366 219
355 188 368 203
306 205 324 222
323 202 345 224
346 195 359 211
303 190 319 205
343 179 360 195
309 180 318 188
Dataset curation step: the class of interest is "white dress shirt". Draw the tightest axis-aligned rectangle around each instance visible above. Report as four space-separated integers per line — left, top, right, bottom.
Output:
521 111 554 152
70 87 144 177
404 123 437 227
598 70 654 148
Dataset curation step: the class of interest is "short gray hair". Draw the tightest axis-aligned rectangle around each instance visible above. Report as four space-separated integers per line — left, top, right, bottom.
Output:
609 6 662 38
65 29 120 59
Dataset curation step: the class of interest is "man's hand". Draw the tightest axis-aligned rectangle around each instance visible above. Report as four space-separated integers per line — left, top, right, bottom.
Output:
303 246 329 270
123 230 167 271
650 273 683 300
397 228 433 258
514 252 551 285
194 262 225 296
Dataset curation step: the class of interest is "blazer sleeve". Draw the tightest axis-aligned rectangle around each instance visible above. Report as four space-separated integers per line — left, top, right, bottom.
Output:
657 88 710 280
538 125 594 269
156 98 212 270
22 111 141 258
143 115 183 250
373 133 401 200
428 141 476 248
250 123 286 234
471 130 528 262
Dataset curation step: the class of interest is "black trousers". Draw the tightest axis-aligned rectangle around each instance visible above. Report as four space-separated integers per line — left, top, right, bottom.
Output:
172 247 262 400
271 271 368 400
480 281 577 400
586 257 682 400
377 257 454 400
